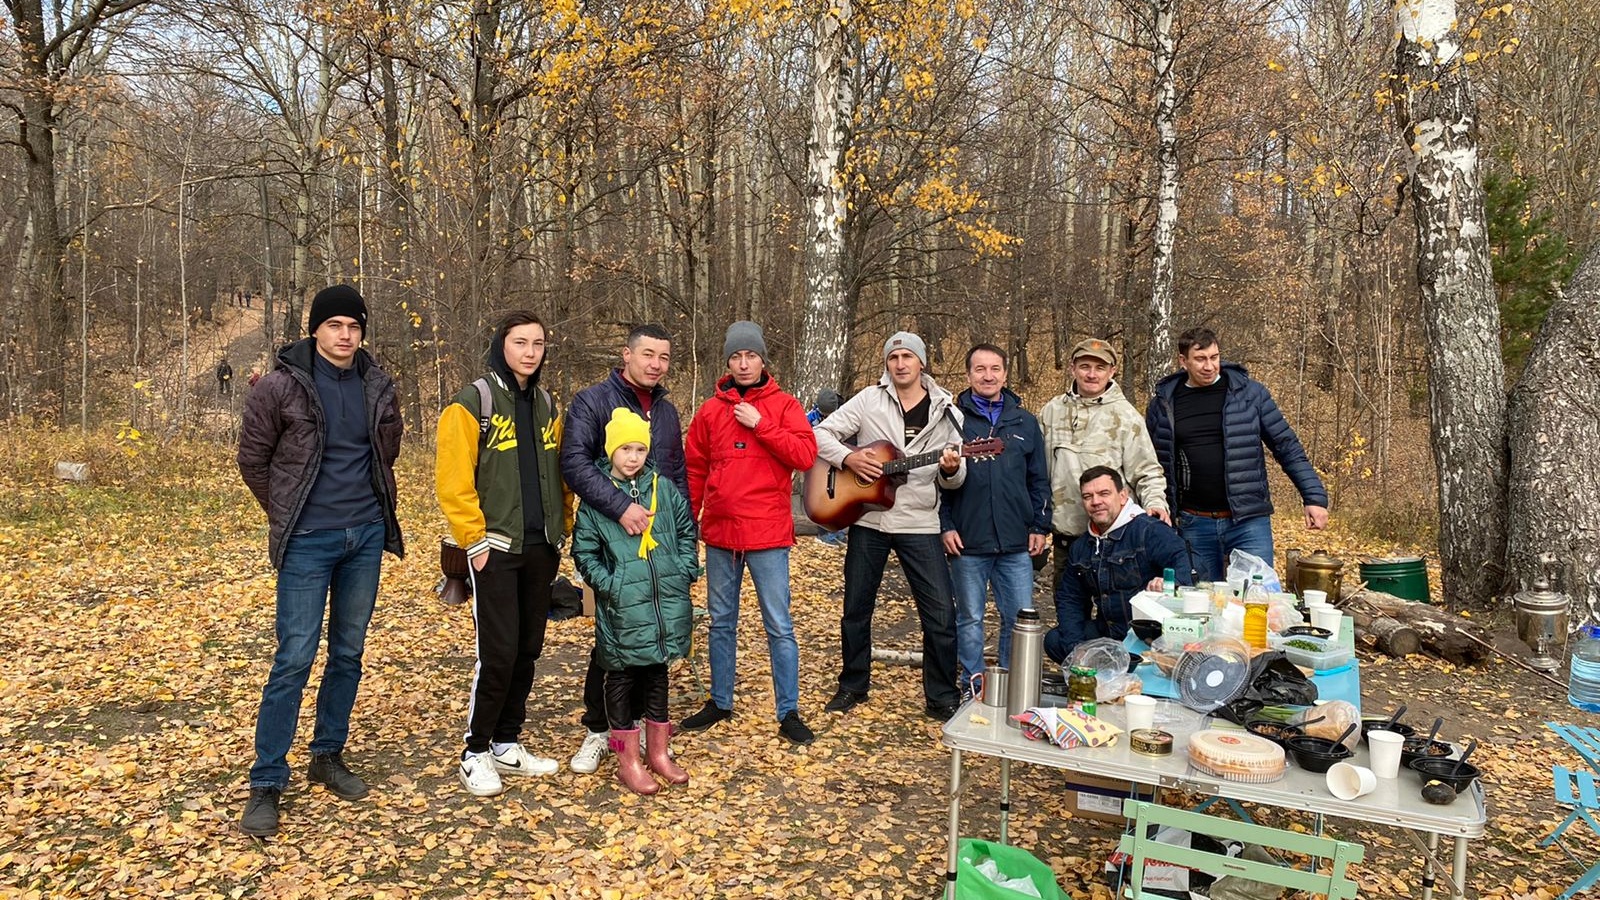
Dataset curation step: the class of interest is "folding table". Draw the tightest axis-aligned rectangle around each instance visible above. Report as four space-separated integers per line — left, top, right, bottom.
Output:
941 699 1485 900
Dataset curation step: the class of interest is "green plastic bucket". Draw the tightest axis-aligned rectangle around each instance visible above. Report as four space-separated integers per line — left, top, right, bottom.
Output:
1360 556 1431 603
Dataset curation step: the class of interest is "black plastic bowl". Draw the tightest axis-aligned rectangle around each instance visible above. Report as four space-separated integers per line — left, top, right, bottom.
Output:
1245 719 1303 747
1361 718 1417 744
1282 625 1333 639
1130 619 1164 644
1284 735 1353 773
1400 738 1453 767
1410 756 1481 793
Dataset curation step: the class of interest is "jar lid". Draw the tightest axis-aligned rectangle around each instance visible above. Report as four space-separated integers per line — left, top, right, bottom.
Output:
1069 665 1097 677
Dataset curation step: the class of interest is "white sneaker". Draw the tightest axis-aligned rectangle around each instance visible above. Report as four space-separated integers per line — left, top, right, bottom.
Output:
492 743 558 777
569 730 610 774
459 751 504 797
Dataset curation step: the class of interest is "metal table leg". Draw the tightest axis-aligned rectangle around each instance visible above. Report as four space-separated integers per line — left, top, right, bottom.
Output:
1452 836 1468 900
1000 757 1012 845
1422 832 1437 900
946 748 963 900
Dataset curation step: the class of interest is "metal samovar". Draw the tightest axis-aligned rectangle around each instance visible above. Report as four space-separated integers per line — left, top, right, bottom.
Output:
1513 577 1571 672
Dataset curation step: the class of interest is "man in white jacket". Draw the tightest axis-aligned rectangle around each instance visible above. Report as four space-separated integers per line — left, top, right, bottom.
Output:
813 332 966 721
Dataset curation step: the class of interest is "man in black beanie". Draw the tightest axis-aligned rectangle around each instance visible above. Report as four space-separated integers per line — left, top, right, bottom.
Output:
236 284 405 837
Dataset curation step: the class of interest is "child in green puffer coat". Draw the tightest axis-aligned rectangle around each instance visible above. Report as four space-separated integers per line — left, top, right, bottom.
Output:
570 408 700 795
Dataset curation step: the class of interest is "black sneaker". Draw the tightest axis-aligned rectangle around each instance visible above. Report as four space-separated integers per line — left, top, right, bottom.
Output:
925 703 959 723
778 712 815 746
307 751 369 800
824 688 868 713
239 786 281 837
679 700 734 732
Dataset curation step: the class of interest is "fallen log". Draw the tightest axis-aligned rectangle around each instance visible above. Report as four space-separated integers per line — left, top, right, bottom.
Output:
1345 606 1422 658
1342 588 1489 665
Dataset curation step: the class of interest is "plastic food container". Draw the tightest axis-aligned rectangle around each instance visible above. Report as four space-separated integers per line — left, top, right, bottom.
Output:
1274 634 1352 672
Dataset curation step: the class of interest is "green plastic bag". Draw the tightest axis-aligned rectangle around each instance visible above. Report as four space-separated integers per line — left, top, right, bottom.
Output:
956 838 1068 900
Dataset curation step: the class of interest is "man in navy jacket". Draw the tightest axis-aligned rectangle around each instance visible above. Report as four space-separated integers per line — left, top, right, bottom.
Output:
939 344 1051 695
1145 327 1328 582
558 323 688 775
1045 467 1190 663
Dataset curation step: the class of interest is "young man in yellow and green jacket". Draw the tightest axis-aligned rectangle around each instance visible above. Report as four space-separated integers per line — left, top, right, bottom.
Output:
436 311 573 798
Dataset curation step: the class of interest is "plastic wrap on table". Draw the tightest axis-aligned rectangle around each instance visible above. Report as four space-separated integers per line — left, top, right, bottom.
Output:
1293 699 1360 750
1225 549 1282 595
1069 638 1133 677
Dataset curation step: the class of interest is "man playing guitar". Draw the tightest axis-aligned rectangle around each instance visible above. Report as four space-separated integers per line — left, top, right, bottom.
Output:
813 331 966 722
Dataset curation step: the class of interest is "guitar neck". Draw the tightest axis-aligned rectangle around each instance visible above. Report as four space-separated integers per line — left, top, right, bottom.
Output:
881 448 947 477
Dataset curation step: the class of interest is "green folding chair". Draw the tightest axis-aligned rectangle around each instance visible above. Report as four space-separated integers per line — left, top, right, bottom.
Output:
1117 800 1364 900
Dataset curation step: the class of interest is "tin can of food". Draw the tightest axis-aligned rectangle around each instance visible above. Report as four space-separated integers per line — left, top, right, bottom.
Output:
1130 728 1174 757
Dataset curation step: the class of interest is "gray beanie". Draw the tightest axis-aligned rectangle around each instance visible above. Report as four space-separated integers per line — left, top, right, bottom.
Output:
883 331 927 366
724 320 768 361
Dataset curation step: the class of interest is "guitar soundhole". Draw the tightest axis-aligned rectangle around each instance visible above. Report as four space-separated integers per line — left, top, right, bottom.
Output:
851 472 875 488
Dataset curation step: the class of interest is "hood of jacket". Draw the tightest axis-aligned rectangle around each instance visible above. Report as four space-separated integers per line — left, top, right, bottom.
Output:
485 332 543 399
1089 498 1146 540
712 371 776 402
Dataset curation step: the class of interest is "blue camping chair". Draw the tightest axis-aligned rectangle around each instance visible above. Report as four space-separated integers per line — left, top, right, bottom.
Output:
1548 721 1600 772
1544 765 1600 900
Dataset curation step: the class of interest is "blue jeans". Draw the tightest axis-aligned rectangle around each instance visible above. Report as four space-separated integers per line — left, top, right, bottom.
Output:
1176 512 1273 583
705 546 800 721
250 520 385 789
951 551 1037 689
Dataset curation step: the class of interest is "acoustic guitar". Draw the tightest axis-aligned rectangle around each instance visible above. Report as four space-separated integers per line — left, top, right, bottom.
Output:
802 437 1004 530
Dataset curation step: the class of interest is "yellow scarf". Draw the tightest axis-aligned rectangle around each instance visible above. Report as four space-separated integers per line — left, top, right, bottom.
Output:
637 475 659 559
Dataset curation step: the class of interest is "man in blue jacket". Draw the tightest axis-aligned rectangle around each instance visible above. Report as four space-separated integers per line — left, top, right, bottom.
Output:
939 344 1051 696
1045 467 1190 663
558 323 688 774
1145 327 1328 582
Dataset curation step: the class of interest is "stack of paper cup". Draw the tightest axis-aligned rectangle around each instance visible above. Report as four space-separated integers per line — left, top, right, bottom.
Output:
1181 588 1210 615
1312 604 1343 635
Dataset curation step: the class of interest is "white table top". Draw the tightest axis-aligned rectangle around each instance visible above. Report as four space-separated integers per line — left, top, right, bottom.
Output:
942 699 1486 839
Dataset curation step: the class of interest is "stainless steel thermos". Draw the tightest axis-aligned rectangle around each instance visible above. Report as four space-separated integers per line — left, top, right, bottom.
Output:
1006 608 1044 727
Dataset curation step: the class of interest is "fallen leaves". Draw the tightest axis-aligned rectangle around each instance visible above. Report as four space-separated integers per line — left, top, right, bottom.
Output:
0 428 1585 897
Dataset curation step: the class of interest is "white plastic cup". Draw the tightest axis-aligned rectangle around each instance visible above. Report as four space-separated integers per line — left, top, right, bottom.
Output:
1327 762 1377 800
1368 730 1405 778
1312 605 1343 634
1124 694 1157 731
1303 589 1328 606
1181 588 1210 615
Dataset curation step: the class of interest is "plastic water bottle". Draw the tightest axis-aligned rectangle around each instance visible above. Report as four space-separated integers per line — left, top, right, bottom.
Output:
1569 624 1600 712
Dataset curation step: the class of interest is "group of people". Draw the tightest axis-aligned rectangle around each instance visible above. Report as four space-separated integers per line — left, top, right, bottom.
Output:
233 283 1328 838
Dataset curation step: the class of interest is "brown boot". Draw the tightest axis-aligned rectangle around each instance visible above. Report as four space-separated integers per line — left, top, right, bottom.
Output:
609 728 658 795
645 719 689 786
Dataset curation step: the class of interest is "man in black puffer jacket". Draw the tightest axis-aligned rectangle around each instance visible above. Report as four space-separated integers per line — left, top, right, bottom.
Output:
236 285 405 838
1145 326 1328 582
558 323 689 775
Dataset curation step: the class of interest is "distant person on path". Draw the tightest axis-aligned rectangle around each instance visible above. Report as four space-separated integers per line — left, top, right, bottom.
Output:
571 409 698 794
938 344 1050 697
812 331 966 722
1038 338 1169 591
558 324 688 775
217 357 234 396
1045 466 1190 663
235 285 405 837
681 321 818 745
436 311 571 797
1145 326 1328 582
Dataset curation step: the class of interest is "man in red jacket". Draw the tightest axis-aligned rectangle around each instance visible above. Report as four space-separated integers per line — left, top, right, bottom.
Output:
681 321 820 745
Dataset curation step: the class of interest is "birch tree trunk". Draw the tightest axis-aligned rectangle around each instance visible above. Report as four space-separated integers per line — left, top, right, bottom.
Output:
1146 0 1179 398
1395 0 1508 608
794 0 854 409
1507 252 1600 626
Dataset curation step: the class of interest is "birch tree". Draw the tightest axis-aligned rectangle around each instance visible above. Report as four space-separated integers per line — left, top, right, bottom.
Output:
1507 252 1600 625
1395 0 1507 607
794 0 854 407
1146 0 1178 397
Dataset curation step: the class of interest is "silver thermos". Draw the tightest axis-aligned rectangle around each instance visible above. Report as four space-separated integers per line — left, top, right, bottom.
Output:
1006 608 1044 727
